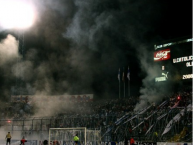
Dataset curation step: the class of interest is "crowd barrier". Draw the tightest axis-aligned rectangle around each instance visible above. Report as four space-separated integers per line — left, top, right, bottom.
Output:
0 140 37 145
0 140 192 145
157 142 192 145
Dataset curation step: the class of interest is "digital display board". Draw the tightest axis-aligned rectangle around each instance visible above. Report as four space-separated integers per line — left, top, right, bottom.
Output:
154 38 192 84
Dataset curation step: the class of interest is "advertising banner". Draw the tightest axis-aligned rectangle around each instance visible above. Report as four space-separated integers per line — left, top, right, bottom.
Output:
136 141 156 145
157 142 192 145
11 94 94 102
154 49 171 61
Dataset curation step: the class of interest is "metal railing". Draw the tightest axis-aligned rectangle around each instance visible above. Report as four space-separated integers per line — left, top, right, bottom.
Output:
0 107 192 142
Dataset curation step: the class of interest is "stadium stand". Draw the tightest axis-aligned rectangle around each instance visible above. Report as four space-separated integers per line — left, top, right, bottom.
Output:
0 89 192 142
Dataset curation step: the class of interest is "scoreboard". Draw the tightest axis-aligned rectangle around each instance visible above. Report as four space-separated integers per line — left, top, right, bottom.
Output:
154 38 192 84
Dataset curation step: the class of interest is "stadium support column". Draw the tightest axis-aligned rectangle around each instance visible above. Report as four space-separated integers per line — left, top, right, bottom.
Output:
84 127 86 145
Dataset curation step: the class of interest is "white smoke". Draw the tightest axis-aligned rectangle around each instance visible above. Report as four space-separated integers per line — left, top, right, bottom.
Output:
134 44 169 111
0 34 20 66
30 93 85 117
12 61 34 81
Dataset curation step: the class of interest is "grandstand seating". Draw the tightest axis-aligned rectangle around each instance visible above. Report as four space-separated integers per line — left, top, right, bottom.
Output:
0 89 192 142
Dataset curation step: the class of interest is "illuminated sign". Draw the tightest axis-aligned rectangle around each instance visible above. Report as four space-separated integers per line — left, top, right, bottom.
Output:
155 72 169 82
182 74 193 79
154 49 171 61
173 55 193 63
186 61 193 67
173 55 193 67
155 77 166 82
154 38 192 84
154 38 193 50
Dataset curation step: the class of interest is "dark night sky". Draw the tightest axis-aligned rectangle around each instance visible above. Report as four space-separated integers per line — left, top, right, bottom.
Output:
0 0 192 101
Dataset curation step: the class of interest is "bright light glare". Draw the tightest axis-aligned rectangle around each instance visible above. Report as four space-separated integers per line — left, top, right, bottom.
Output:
0 0 35 29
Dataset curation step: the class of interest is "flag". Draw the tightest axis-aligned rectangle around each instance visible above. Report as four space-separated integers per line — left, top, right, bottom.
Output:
162 105 191 136
122 69 124 81
118 68 120 81
162 118 173 136
145 124 154 135
170 101 179 109
127 67 130 80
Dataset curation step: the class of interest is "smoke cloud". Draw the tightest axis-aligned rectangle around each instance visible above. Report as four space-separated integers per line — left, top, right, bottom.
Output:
64 0 170 111
0 34 20 65
0 0 161 116
0 0 190 117
134 45 165 111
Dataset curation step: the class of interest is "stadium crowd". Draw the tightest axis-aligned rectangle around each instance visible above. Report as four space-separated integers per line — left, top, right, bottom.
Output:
1 88 192 119
0 88 192 142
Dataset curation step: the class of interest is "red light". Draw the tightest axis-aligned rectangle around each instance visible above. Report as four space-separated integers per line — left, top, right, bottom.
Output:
7 120 11 123
177 96 180 100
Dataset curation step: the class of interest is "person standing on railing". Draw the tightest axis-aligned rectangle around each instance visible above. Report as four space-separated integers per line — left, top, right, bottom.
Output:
20 136 27 145
73 133 79 145
43 140 48 145
5 132 11 145
154 132 158 142
130 136 135 145
124 136 129 145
